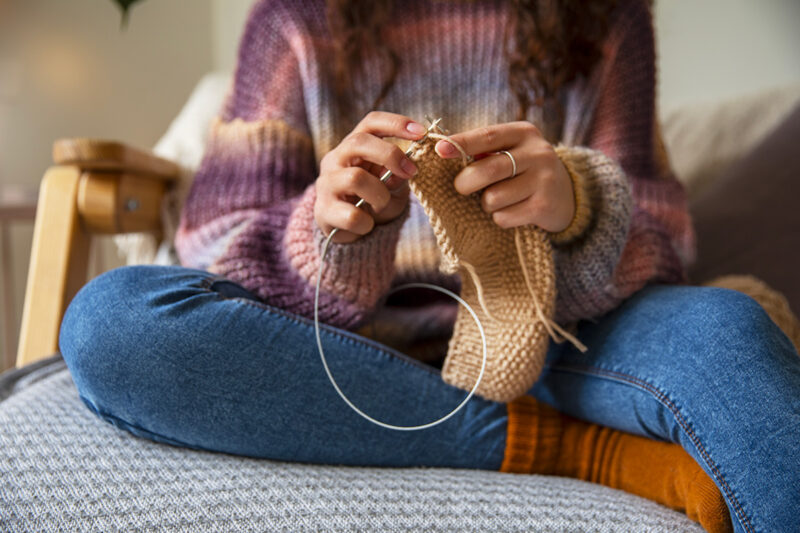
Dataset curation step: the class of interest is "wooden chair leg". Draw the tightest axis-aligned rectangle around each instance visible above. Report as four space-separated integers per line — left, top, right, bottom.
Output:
17 166 90 368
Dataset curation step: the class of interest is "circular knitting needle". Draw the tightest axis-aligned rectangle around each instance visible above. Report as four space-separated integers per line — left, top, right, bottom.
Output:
315 116 487 431
349 117 443 213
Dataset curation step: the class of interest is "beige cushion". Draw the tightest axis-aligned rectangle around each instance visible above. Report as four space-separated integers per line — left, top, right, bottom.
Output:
662 85 800 199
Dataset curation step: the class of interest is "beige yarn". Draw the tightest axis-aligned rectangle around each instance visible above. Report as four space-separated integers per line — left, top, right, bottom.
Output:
703 275 800 354
405 127 582 402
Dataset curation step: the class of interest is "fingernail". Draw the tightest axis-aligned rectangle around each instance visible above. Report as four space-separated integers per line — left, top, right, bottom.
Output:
437 140 456 157
401 158 417 176
406 122 426 135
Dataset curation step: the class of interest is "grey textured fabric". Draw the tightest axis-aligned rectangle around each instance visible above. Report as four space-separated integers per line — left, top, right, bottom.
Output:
0 354 64 401
0 361 703 532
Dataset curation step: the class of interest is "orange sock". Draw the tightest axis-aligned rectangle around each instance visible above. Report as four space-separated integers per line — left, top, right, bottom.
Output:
501 396 733 533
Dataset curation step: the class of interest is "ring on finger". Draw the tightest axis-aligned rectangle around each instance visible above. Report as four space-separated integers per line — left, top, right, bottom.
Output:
498 150 517 178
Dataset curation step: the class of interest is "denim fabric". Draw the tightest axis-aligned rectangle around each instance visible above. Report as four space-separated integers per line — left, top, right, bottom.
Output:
60 266 508 470
61 266 800 533
531 285 800 533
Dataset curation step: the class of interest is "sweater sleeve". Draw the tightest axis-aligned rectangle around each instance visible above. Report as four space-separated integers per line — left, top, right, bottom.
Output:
550 0 695 323
174 0 407 330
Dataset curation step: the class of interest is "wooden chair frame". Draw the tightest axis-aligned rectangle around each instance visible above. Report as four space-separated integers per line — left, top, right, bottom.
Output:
16 139 180 368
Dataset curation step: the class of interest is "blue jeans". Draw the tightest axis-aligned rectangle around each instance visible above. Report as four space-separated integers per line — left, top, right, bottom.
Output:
60 265 800 533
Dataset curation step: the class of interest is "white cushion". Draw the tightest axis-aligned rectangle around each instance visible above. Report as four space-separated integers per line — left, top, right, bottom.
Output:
662 84 800 198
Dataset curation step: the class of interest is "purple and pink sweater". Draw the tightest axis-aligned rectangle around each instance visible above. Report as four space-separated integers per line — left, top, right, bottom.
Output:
176 0 694 358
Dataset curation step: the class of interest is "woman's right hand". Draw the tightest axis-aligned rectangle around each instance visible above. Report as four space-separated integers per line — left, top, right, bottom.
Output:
314 111 427 243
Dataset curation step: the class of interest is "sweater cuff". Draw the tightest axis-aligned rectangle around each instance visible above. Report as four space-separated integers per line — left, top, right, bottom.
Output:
284 184 410 309
549 144 595 246
551 146 634 323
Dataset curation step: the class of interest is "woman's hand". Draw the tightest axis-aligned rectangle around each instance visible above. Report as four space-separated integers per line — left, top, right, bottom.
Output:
435 121 575 232
315 111 427 243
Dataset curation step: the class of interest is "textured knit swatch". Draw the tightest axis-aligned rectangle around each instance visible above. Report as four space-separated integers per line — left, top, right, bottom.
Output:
406 131 558 402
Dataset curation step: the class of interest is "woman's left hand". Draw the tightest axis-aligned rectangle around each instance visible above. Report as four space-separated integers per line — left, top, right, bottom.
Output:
435 121 575 232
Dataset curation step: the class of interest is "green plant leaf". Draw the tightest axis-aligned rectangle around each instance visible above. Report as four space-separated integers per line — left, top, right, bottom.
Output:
113 0 147 28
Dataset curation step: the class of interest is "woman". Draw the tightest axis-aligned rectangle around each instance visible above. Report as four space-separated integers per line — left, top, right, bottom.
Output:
61 1 800 532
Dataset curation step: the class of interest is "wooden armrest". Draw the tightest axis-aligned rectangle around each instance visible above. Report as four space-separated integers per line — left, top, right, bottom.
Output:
53 138 181 180
17 141 179 368
18 167 90 368
78 172 167 234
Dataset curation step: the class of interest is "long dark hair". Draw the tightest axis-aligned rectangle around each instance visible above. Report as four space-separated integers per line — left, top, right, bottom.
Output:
326 0 620 137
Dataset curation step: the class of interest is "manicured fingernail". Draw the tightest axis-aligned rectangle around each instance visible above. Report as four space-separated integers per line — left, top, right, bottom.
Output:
437 140 456 157
406 122 426 135
401 157 417 176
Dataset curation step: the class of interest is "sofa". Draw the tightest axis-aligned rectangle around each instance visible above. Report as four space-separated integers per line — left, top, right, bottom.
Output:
2 74 798 531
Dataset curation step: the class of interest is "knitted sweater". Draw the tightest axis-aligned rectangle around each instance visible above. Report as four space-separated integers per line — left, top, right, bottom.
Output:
176 0 694 359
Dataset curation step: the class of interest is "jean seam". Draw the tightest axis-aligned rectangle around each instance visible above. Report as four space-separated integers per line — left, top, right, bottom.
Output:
546 363 753 533
80 395 207 452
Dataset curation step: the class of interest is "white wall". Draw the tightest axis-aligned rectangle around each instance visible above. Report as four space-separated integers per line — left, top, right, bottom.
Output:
0 0 214 364
0 0 214 187
656 0 800 113
212 0 256 71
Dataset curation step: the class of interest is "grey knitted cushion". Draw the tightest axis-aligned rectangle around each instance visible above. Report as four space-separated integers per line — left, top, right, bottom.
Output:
0 358 702 532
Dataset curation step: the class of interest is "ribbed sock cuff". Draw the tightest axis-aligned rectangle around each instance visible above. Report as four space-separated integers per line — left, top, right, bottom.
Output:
500 396 563 474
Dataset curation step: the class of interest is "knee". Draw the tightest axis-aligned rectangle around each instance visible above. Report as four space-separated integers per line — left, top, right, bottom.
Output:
674 286 791 367
696 287 781 337
59 267 147 400
61 266 142 358
59 265 204 413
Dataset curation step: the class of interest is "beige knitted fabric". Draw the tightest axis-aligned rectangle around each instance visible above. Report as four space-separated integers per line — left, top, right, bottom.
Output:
406 132 560 402
703 275 800 354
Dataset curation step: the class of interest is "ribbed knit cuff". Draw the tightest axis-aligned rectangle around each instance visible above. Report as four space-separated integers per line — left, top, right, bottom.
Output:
285 184 410 309
500 396 563 475
550 146 633 323
549 144 595 246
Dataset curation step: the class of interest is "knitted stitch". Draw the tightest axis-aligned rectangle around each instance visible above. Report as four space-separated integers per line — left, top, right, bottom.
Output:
406 130 560 401
501 396 734 533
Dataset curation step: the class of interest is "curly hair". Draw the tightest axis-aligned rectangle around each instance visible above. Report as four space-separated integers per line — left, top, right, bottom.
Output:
327 0 620 138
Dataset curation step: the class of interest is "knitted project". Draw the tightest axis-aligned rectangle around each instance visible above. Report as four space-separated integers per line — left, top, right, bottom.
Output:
405 126 582 401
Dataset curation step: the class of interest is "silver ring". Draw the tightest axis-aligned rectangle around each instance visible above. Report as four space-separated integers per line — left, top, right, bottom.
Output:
499 150 517 178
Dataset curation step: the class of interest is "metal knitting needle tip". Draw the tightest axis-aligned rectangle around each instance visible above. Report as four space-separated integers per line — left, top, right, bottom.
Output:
353 117 444 209
425 115 448 135
372 115 442 187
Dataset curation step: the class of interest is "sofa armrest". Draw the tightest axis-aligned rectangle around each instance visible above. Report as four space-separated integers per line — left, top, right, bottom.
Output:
17 140 177 368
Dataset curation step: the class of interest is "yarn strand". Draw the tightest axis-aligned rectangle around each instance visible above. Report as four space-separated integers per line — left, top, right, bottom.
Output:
460 260 504 323
514 228 588 352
